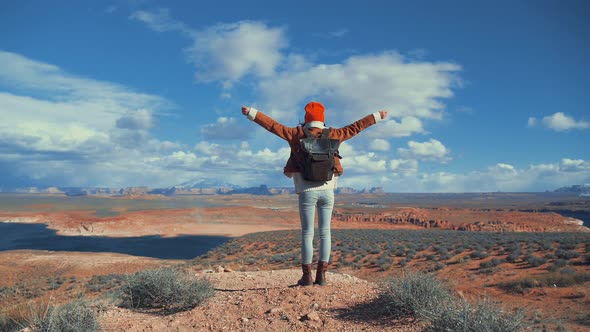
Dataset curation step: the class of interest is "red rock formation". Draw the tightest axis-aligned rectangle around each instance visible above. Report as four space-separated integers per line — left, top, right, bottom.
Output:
333 207 587 232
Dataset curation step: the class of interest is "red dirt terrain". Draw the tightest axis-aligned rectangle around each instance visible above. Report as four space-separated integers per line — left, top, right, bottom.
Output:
1 194 589 331
1 202 585 239
99 269 427 332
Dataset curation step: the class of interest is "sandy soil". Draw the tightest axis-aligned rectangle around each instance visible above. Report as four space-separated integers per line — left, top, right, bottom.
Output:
98 269 427 332
1 194 589 331
2 193 586 239
0 206 300 238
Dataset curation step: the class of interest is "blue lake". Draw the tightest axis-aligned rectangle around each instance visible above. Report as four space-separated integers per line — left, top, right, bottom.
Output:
0 223 229 260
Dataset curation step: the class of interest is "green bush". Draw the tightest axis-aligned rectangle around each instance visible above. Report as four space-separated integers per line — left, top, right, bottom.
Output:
120 267 214 313
428 297 526 332
85 274 124 293
0 315 21 332
38 300 99 332
479 261 494 269
499 272 590 293
556 249 580 260
526 255 547 267
379 270 455 321
506 251 521 263
378 270 529 330
560 267 576 275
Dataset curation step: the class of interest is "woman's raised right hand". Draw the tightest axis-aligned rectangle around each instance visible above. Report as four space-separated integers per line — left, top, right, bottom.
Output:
241 106 250 115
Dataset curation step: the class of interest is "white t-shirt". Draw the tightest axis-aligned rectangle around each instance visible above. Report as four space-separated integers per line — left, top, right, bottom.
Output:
287 172 338 194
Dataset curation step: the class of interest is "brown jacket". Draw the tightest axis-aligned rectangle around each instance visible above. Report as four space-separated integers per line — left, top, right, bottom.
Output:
251 111 379 176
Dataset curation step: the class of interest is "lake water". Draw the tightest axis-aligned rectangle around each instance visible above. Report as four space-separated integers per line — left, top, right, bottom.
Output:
0 223 229 260
549 210 590 227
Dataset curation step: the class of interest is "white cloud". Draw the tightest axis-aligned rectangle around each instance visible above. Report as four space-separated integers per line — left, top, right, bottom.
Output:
0 52 169 110
375 159 590 193
131 11 288 86
367 116 425 138
370 139 390 151
490 163 517 174
194 141 289 172
129 9 192 34
258 52 461 125
200 117 250 140
389 159 419 175
560 158 590 172
337 144 388 174
398 139 450 162
541 112 590 131
149 151 203 170
186 21 287 84
132 13 460 145
0 51 185 188
116 109 154 129
8 16 588 193
527 117 537 127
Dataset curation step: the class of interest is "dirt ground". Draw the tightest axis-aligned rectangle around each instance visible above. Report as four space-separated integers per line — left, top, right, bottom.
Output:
1 194 589 331
98 269 427 332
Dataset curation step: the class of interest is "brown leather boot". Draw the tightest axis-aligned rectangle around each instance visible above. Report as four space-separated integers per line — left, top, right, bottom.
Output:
297 264 313 286
314 261 328 286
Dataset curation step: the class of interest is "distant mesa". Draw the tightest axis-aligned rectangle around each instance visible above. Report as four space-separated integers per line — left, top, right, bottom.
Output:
224 184 273 196
554 184 590 197
337 187 385 194
1 182 386 197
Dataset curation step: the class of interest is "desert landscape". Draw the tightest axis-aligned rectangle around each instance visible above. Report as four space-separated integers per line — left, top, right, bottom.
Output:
0 191 589 331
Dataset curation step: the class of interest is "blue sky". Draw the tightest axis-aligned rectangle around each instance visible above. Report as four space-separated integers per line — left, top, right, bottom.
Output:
0 0 588 192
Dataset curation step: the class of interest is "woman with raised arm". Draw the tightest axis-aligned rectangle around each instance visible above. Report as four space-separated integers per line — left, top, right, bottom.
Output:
241 102 387 286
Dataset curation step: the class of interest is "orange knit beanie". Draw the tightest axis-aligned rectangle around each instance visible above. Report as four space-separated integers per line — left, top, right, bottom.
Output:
304 101 325 123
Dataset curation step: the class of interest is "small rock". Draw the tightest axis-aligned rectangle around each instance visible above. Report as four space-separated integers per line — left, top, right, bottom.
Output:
310 303 320 310
240 317 249 323
302 311 321 322
224 267 234 272
266 307 283 315
203 269 214 273
215 266 225 273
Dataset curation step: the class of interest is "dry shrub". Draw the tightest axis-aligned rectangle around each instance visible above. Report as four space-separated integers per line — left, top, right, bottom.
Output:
120 267 214 313
428 297 526 332
0 298 98 332
380 270 528 331
379 270 455 321
0 298 51 331
38 299 99 332
499 272 590 293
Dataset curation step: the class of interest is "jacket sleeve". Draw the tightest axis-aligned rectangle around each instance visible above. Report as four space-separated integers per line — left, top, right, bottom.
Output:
247 108 298 141
330 112 382 141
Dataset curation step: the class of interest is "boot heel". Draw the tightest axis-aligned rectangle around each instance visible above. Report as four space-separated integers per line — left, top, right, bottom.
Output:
297 264 313 286
314 261 328 286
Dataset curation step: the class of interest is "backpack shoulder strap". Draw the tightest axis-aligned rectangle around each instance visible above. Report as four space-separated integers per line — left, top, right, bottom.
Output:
302 126 329 138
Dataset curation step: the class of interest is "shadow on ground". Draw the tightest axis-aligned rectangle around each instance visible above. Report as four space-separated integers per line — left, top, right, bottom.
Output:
331 295 421 329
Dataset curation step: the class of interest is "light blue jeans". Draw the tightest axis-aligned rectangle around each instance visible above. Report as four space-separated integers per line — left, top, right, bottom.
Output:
298 189 334 265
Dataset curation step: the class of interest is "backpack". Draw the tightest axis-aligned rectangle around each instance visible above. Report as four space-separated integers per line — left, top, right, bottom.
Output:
299 127 341 182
